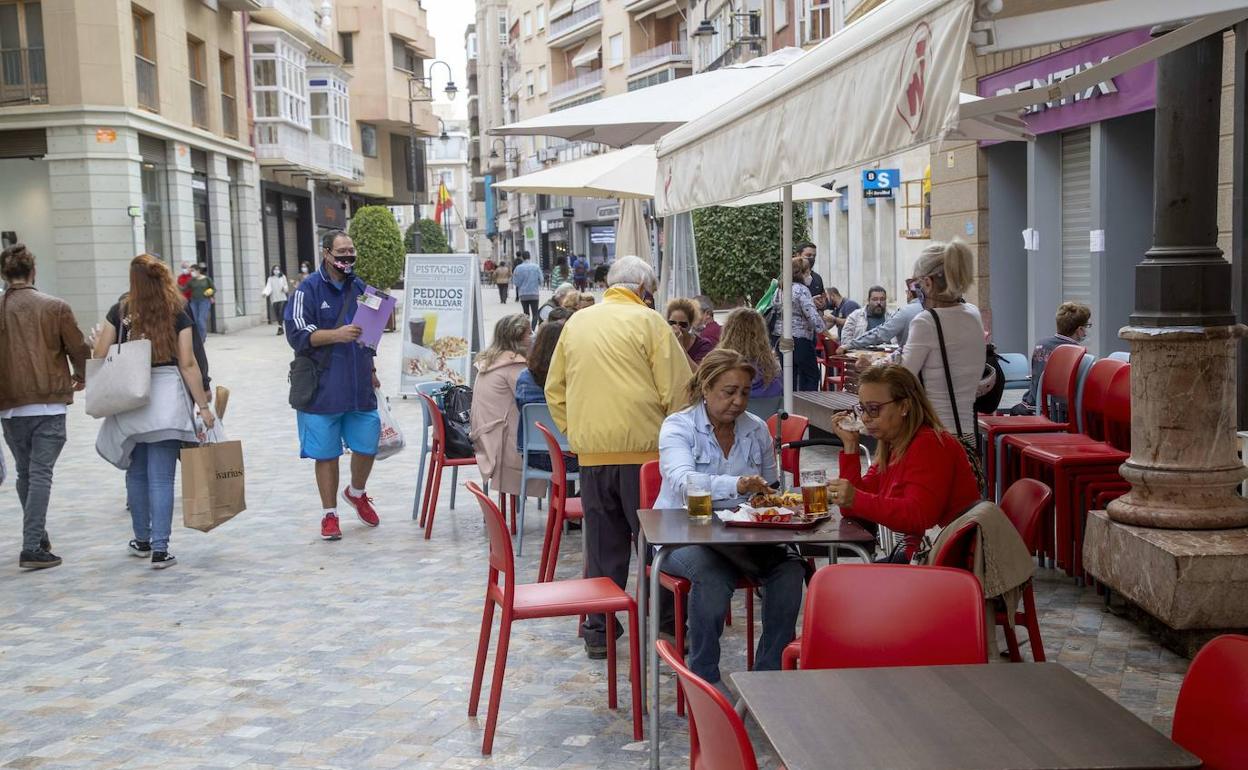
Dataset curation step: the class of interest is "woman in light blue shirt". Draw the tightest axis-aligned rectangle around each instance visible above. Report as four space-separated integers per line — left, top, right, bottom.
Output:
656 349 805 689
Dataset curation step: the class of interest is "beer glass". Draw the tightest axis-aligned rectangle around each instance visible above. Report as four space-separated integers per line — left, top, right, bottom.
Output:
800 470 829 515
686 473 713 521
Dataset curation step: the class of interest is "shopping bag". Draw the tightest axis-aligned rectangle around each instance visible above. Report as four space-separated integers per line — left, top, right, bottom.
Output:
375 389 406 461
85 338 153 418
181 425 246 532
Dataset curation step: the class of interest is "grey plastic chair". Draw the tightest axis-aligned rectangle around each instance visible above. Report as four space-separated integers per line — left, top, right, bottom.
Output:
515 402 578 556
999 353 1031 390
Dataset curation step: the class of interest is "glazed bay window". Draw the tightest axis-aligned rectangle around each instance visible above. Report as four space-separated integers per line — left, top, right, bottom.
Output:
187 36 208 129
132 6 157 111
309 69 352 178
251 34 309 164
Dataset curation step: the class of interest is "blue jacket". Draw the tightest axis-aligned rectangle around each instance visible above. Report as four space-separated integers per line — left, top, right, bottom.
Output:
285 264 377 415
512 261 543 298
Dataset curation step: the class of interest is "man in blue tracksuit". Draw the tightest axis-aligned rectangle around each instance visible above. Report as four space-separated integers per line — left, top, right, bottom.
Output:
285 230 381 541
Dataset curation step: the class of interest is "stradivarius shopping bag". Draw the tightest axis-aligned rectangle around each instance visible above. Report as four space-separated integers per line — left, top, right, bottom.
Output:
181 424 246 532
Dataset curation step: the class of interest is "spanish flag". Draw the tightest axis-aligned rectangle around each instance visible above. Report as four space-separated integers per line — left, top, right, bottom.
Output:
434 181 452 225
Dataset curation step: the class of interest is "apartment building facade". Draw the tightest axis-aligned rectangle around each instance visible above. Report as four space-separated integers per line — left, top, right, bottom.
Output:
0 0 263 331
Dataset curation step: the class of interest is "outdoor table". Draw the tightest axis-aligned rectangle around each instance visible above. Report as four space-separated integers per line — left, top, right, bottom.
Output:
637 508 875 770
729 664 1201 770
793 391 859 434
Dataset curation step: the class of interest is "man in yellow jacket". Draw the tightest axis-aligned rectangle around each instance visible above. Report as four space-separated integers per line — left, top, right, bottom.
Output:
547 254 692 658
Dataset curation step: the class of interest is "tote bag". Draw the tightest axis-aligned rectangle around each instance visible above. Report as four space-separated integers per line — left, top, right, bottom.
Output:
85 338 153 418
181 424 246 532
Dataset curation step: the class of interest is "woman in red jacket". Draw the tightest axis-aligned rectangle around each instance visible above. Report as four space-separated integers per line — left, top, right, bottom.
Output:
826 364 979 561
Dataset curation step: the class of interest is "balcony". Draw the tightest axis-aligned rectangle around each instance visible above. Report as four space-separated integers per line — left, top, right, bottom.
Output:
190 79 209 129
548 2 601 47
628 39 689 75
221 93 238 138
352 152 365 183
252 0 334 57
0 47 47 106
310 134 355 181
135 55 158 111
218 0 263 10
388 7 436 58
256 121 310 167
550 69 603 103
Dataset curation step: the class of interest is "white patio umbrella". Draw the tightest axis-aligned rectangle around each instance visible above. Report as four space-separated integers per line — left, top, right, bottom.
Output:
492 144 656 199
491 48 805 148
616 198 651 263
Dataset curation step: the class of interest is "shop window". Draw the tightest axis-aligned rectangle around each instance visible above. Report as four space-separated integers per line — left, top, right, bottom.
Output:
898 176 931 240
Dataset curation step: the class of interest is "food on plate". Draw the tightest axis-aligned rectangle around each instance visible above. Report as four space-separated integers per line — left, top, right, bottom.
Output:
750 491 803 509
752 508 793 523
430 335 469 358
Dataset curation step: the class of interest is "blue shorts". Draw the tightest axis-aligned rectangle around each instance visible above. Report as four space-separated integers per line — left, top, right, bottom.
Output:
297 410 381 460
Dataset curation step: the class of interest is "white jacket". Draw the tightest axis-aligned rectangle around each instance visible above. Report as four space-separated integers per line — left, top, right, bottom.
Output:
263 274 290 302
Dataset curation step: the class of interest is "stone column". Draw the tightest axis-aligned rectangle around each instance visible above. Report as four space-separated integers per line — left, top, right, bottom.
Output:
1106 29 1248 530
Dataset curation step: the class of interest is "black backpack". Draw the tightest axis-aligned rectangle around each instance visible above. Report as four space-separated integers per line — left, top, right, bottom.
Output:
437 383 476 459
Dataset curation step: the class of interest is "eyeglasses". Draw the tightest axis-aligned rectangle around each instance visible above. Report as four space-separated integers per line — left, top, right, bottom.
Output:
668 319 690 329
855 399 898 418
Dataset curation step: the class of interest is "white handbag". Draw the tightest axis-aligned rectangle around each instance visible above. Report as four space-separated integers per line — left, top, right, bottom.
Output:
85 338 153 418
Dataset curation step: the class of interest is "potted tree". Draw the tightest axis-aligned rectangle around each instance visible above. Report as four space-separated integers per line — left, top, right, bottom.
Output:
348 206 405 332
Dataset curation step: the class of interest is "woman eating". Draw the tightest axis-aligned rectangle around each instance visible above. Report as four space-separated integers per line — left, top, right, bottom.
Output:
666 297 714 367
826 364 979 562
654 349 805 690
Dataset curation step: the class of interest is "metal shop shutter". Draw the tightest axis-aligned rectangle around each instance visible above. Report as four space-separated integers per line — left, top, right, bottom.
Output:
1060 127 1092 306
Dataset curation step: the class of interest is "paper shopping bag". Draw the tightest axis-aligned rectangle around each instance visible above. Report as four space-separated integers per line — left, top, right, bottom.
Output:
181 439 246 532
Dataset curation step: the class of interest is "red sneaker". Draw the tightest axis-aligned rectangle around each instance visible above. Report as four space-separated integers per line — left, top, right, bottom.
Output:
341 487 380 527
321 513 342 541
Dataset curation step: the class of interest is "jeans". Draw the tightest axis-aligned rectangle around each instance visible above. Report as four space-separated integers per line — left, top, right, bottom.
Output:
126 439 182 552
662 545 804 683
190 298 211 340
2 415 67 552
520 298 540 329
794 337 821 391
497 283 509 303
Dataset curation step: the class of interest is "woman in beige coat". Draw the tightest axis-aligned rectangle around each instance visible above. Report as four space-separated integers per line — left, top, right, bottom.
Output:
470 314 542 515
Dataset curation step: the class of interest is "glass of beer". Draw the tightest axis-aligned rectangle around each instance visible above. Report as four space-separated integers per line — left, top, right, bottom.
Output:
800 470 829 515
686 473 713 521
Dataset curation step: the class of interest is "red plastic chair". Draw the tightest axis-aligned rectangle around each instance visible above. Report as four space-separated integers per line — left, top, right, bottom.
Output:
464 482 641 755
535 422 584 583
1172 634 1248 770
656 639 760 770
819 337 846 392
418 393 479 540
766 413 809 481
641 460 755 718
931 481 1052 663
978 344 1086 497
782 564 987 670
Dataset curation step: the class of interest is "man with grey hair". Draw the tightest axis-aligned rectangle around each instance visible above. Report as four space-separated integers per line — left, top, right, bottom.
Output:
539 282 576 324
694 295 720 346
547 255 692 658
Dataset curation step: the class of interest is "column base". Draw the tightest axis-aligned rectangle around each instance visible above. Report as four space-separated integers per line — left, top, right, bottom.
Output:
1084 509 1248 636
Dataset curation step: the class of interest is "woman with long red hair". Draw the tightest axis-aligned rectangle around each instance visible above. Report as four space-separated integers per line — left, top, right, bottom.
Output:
94 254 215 569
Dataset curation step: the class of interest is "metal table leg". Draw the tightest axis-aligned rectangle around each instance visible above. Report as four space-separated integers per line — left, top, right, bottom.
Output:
648 545 667 770
636 530 648 703
840 543 872 563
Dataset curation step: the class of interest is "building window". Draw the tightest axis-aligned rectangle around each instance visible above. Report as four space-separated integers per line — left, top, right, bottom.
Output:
538 65 547 94
536 4 545 30
132 6 158 111
360 123 377 157
0 2 46 105
219 53 237 138
609 33 623 67
187 36 208 128
526 70 534 98
339 32 353 64
497 10 507 42
774 0 788 30
523 11 532 36
250 36 308 127
310 75 350 146
391 36 420 73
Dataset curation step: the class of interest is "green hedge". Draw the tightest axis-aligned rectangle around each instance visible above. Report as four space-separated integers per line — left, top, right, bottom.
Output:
347 206 405 291
693 202 811 306
405 219 452 254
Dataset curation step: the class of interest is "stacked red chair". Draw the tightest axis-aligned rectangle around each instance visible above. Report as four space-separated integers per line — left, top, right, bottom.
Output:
782 564 987 670
464 482 642 755
996 358 1126 568
535 422 584 583
1172 634 1248 770
978 344 1086 501
657 639 762 770
930 479 1053 662
641 461 756 718
1016 365 1131 580
417 393 479 540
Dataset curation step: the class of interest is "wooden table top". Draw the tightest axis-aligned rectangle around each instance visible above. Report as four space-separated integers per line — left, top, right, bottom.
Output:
731 664 1201 770
637 509 874 548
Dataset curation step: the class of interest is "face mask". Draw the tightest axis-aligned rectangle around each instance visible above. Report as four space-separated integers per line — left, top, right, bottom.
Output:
301 266 309 274
328 252 356 275
913 282 927 306
272 269 280 276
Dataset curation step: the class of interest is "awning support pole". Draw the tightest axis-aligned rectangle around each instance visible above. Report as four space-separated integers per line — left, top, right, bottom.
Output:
781 184 794 417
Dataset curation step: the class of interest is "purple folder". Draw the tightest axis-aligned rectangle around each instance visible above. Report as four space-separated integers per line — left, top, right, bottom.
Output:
352 285 397 350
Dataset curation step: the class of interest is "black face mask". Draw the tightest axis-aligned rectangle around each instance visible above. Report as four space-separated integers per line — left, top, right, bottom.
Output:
327 252 356 275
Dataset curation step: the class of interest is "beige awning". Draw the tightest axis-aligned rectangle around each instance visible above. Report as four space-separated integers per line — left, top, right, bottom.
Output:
570 38 602 69
637 0 680 20
549 0 574 21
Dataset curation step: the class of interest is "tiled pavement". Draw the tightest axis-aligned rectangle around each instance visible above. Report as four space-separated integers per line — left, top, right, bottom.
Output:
0 296 1190 769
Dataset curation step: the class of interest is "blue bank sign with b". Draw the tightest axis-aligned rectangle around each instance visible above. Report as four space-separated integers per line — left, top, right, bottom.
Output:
862 169 899 199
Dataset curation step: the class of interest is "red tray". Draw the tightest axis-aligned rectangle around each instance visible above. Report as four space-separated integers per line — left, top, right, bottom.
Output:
725 514 832 530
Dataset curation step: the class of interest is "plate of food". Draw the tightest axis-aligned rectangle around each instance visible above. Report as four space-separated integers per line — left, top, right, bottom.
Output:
722 502 832 530
749 491 804 509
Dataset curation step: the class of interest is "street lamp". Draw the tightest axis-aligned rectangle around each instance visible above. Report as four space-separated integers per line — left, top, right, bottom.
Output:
690 0 760 43
407 60 457 251
489 139 519 164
